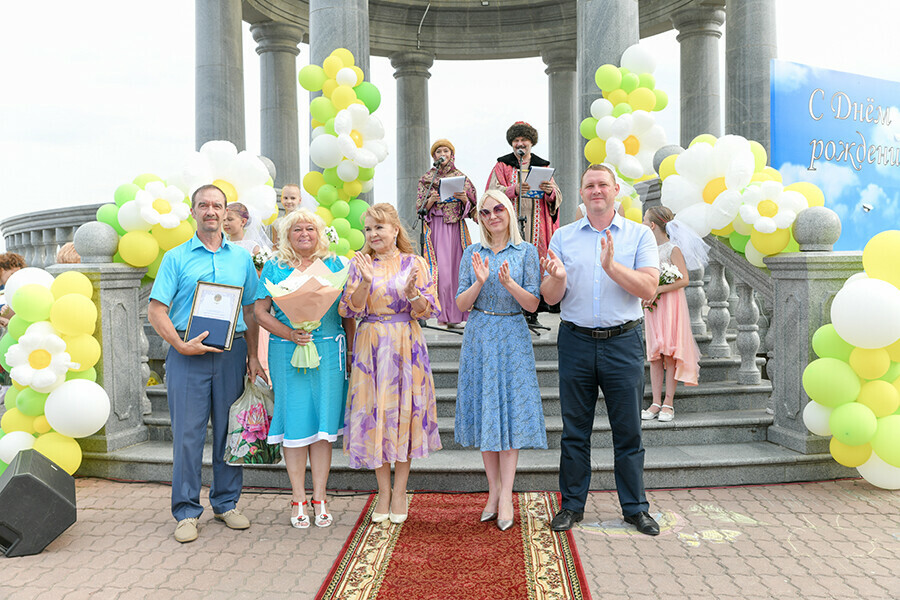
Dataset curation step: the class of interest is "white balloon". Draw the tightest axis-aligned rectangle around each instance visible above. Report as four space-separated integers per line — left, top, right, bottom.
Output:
116 200 153 232
360 179 375 193
673 203 711 237
630 110 654 135
675 143 715 186
311 125 326 140
755 216 778 234
0 431 36 464
831 278 900 348
744 240 767 267
618 155 644 180
337 160 360 183
361 115 385 140
336 67 357 86
708 190 743 229
620 44 656 74
309 134 343 169
661 175 701 214
802 401 833 437
590 98 613 120
843 272 869 287
856 452 900 490
610 114 633 140
333 109 354 135
4 268 55 301
605 138 626 162
199 140 238 175
595 115 616 140
337 133 359 160
44 380 111 439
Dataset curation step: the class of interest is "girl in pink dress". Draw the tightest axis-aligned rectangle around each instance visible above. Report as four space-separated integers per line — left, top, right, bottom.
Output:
640 206 709 423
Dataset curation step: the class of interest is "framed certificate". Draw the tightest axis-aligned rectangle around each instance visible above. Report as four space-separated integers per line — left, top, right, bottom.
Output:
184 281 244 351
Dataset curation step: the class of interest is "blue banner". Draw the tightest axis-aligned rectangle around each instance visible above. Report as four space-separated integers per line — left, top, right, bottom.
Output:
770 60 900 251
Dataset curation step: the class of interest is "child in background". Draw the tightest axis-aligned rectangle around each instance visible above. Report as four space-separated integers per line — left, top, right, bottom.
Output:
640 206 709 423
280 184 301 215
223 202 262 255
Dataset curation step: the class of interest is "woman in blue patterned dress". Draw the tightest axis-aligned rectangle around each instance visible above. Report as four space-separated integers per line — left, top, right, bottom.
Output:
455 189 547 531
254 208 354 529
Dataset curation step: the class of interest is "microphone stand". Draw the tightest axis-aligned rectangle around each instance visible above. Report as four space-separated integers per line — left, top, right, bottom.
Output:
515 150 549 336
416 161 463 336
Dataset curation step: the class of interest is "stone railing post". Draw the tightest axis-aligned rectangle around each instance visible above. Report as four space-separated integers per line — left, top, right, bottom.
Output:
705 259 732 357
734 282 760 384
766 208 857 453
1 204 104 268
48 221 149 453
686 266 708 336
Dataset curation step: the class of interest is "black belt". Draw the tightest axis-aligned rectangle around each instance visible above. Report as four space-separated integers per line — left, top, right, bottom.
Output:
176 330 245 339
562 319 642 340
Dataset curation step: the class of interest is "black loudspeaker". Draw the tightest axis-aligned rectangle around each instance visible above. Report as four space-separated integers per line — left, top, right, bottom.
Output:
0 449 77 557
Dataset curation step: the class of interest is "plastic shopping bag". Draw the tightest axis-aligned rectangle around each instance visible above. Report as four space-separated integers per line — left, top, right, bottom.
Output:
224 376 282 465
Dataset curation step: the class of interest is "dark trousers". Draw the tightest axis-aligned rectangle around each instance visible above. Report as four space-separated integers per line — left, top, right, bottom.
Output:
166 337 247 521
557 324 649 517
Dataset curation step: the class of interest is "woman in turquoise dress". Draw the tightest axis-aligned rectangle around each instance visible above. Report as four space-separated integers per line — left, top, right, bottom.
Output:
254 208 354 529
455 189 546 531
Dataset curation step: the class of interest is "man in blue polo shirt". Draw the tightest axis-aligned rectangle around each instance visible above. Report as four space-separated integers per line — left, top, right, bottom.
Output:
540 164 661 535
148 184 266 543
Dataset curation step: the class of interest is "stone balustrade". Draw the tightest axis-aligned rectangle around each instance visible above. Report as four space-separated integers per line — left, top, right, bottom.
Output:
1 204 103 267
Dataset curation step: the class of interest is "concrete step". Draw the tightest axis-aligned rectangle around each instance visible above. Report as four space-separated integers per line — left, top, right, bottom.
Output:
79 439 855 492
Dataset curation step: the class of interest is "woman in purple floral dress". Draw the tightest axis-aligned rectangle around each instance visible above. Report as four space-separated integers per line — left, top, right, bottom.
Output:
340 203 442 524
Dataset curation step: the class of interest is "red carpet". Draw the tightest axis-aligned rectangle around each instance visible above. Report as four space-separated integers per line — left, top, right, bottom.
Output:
316 491 591 600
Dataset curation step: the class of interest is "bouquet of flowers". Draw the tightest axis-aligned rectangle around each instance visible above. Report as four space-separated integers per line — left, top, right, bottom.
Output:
646 263 683 312
224 377 282 465
252 247 274 271
263 258 349 369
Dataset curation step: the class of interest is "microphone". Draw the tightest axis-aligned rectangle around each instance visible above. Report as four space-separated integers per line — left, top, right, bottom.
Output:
516 148 525 158
433 156 445 168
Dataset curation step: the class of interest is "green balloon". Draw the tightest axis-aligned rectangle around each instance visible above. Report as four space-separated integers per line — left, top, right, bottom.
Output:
323 167 342 187
580 117 599 140
112 252 126 264
114 183 140 207
317 184 339 207
870 415 900 467
594 64 622 92
0 462 6 477
331 200 350 219
728 231 750 254
784 235 800 253
6 315 31 340
66 366 96 382
620 72 640 93
0 333 15 372
653 89 668 111
97 204 126 236
348 229 365 251
618 67 631 76
637 73 656 90
612 103 633 117
11 284 54 323
348 199 369 229
298 64 327 92
310 96 337 123
332 218 351 238
357 167 375 182
830 402 878 446
354 81 382 113
4 386 18 411
802 357 861 408
324 118 336 136
811 324 854 362
335 238 351 255
132 173 162 188
16 388 48 417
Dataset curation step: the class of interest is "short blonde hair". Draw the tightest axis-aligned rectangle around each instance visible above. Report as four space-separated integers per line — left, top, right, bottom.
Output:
274 208 333 266
56 242 81 264
360 203 415 256
478 190 522 247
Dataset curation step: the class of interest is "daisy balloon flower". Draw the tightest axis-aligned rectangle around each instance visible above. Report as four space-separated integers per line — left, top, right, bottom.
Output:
6 322 78 393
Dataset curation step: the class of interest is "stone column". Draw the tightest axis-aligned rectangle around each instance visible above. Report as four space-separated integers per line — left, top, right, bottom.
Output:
726 0 777 155
577 0 639 170
52 222 149 454
542 44 579 224
309 0 370 79
391 51 434 231
251 22 306 189
195 0 245 150
671 6 725 147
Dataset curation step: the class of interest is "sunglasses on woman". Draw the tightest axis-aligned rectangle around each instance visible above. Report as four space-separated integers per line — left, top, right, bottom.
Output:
479 204 507 218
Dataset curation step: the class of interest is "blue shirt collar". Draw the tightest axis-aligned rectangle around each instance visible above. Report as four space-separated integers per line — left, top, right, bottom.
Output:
480 239 524 252
578 211 624 234
189 232 233 253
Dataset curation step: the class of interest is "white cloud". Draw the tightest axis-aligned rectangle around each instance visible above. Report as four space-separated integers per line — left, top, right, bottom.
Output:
772 61 810 93
777 160 860 203
851 182 898 223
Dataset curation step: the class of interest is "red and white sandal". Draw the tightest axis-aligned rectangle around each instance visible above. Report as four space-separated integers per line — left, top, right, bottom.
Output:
290 500 310 529
312 499 333 528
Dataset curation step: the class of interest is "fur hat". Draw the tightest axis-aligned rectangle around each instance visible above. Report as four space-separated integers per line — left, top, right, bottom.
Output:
506 121 538 146
430 139 455 158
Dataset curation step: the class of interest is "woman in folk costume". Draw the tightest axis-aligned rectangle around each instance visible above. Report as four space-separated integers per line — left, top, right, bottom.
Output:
486 121 562 267
416 139 478 329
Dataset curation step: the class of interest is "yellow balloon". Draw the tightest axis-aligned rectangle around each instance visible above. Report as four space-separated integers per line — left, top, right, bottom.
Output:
12 379 26 391
311 118 324 129
762 166 782 182
829 438 871 468
321 79 338 99
330 48 355 68
351 66 365 86
323 55 344 79
50 293 98 336
690 134 717 147
849 347 891 380
1 408 37 434
315 206 334 226
263 208 279 226
702 177 727 204
303 171 326 197
584 138 607 164
749 140 768 172
627 88 656 112
343 181 362 198
50 271 93 300
658 154 678 181
64 334 102 372
151 221 194 251
750 229 790 255
856 380 900 417
732 213 753 235
33 432 82 475
862 230 900 289
607 89 628 106
784 182 824 208
711 223 735 236
885 338 900 363
620 197 633 211
211 179 238 205
118 231 160 268
33 415 52 434
331 85 357 110
338 189 352 202
624 206 643 222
